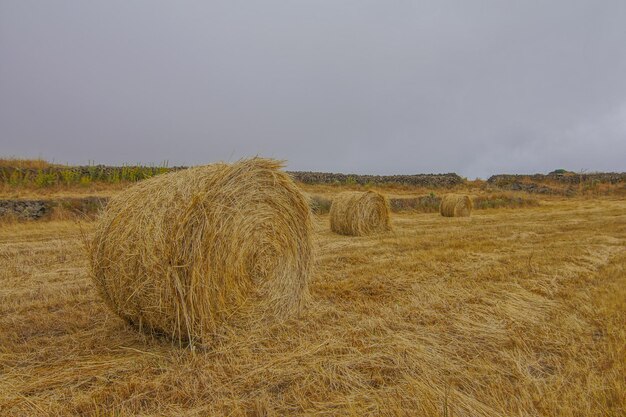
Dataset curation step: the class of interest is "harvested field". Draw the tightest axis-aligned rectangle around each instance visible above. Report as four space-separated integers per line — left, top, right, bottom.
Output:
1 197 625 416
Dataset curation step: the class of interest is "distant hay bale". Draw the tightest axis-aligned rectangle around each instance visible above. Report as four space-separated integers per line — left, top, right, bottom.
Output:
330 191 391 236
90 158 313 345
439 194 472 217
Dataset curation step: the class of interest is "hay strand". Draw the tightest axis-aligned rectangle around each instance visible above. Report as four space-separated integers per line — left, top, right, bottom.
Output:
329 191 391 236
90 158 313 345
439 194 472 217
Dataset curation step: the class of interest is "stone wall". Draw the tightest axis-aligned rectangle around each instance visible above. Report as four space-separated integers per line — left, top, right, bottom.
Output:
488 172 626 186
288 171 464 187
0 200 51 220
0 197 109 220
486 172 626 195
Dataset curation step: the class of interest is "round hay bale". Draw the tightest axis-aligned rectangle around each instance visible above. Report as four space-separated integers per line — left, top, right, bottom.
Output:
329 191 391 236
439 194 472 217
90 158 313 345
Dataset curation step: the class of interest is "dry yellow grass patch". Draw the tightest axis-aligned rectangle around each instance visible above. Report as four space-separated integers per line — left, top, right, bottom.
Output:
0 198 625 416
0 158 53 169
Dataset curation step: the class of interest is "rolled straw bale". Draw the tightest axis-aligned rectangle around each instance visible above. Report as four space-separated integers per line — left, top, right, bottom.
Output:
90 158 313 345
329 191 391 236
439 194 472 217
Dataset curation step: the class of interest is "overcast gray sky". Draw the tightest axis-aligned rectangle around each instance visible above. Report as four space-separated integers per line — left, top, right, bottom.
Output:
1 1 625 178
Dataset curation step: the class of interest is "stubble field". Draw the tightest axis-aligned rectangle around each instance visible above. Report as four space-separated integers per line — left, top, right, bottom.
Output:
1 194 625 416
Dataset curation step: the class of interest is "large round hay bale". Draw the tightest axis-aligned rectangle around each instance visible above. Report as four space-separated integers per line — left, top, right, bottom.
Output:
90 158 313 345
329 191 391 236
439 194 472 217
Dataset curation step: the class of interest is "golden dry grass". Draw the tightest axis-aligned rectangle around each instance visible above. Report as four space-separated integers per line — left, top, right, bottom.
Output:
90 158 313 346
1 197 625 416
0 185 126 200
0 158 53 170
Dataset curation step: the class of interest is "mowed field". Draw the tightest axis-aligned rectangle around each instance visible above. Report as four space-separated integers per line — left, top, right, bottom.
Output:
1 195 625 416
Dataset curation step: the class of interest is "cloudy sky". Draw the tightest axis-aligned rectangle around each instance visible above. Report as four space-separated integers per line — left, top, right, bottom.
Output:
1 1 625 178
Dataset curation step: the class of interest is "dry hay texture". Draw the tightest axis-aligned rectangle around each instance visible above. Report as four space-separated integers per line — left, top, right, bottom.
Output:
439 194 473 217
90 158 313 346
330 191 391 236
